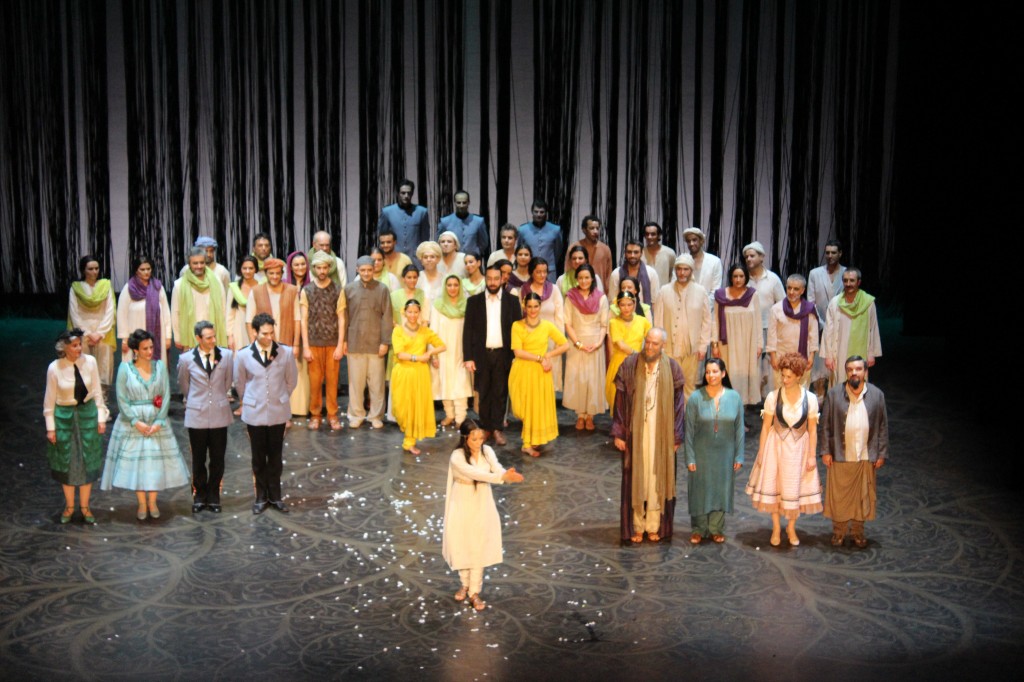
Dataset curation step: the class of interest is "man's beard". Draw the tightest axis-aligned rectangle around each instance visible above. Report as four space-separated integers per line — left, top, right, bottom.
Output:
848 376 862 389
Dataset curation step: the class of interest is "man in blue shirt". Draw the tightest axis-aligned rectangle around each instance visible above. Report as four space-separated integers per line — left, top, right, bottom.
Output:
438 190 489 259
517 199 562 282
377 179 431 267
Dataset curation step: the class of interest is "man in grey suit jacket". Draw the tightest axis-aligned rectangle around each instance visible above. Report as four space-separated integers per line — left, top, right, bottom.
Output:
177 320 234 513
235 312 298 515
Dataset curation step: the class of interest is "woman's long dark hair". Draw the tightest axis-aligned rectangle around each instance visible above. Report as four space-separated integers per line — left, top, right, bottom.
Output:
457 419 487 488
699 357 734 389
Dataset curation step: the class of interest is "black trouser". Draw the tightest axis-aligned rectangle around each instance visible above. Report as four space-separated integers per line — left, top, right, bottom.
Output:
188 427 228 504
474 348 511 432
246 423 286 502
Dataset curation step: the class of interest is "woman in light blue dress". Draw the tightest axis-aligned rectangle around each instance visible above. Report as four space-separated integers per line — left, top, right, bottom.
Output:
101 329 189 520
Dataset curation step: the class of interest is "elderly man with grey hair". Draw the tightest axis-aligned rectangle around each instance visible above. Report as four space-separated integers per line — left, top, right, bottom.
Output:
171 246 228 350
742 241 785 397
766 274 819 387
611 327 687 545
310 230 348 288
343 255 393 428
178 236 231 291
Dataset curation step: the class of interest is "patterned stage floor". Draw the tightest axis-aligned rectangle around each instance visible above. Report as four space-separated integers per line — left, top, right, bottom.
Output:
1 318 1020 680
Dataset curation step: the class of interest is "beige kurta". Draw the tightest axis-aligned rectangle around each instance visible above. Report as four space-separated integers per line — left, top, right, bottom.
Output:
712 290 762 404
653 281 710 396
430 309 472 400
116 283 171 362
68 283 116 385
643 245 677 286
766 301 819 387
822 296 882 384
562 294 610 415
442 446 507 570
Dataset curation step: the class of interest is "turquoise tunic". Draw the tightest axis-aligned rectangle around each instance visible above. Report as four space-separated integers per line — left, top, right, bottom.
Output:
684 387 745 515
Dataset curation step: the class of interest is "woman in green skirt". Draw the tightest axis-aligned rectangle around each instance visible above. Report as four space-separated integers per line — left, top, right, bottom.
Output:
43 328 109 524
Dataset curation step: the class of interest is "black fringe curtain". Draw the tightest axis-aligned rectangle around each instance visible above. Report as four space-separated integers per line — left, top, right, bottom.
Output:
0 0 110 292
0 0 900 299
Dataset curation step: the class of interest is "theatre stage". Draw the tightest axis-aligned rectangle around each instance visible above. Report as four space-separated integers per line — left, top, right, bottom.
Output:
1 318 1021 680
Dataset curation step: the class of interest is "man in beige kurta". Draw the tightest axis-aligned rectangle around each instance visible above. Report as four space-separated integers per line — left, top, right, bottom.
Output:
653 254 711 397
642 221 676 285
766 274 819 387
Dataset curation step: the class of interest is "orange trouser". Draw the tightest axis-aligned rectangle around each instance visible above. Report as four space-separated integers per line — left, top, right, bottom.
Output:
308 346 340 418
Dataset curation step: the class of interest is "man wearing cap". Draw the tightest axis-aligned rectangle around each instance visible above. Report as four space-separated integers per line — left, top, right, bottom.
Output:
301 250 347 431
438 190 489 261
681 227 724 305
343 256 393 428
178 236 231 291
642 221 676 285
171 247 228 351
822 268 881 385
653 254 711 397
245 258 301 351
308 230 348 288
743 241 786 397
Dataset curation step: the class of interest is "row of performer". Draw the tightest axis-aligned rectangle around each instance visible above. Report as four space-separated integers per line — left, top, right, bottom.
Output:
66 225 876 442
44 314 887 611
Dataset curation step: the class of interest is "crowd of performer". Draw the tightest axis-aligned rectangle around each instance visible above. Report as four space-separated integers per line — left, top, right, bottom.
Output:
47 178 888 610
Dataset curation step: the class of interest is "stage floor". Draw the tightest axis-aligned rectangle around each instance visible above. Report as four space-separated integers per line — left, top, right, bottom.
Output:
1 318 1021 680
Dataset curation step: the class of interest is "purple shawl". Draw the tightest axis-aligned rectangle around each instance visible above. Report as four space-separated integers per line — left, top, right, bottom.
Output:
520 280 555 302
713 287 755 345
128 275 165 360
618 264 652 305
782 298 816 357
566 287 604 315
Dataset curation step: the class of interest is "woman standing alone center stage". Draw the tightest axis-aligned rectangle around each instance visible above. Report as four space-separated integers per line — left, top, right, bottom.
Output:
442 420 524 611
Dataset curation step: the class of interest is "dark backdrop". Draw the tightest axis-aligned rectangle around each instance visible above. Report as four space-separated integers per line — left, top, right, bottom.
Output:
2 0 900 304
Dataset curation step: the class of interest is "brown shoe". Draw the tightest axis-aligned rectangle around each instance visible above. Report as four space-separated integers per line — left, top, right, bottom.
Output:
690 533 703 544
852 534 868 548
493 430 507 446
575 417 585 430
711 534 726 543
831 532 846 547
585 415 595 430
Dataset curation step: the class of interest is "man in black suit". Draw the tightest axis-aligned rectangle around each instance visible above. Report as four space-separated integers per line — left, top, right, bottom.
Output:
463 264 522 446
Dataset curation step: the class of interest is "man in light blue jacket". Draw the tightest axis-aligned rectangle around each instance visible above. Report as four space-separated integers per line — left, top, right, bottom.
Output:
235 312 297 515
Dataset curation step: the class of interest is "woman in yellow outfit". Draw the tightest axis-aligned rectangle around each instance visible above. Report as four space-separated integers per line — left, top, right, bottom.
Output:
605 291 652 409
509 292 571 456
391 300 446 454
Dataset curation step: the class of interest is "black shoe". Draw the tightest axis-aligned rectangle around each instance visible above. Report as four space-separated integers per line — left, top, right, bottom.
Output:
207 503 222 513
192 502 206 514
252 501 268 515
269 500 289 513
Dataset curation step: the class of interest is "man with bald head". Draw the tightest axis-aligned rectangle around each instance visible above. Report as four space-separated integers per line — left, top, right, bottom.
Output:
309 231 348 288
611 327 687 545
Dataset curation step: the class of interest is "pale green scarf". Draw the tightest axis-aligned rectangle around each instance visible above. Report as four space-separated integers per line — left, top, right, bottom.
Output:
70 279 116 347
178 268 226 347
837 289 875 360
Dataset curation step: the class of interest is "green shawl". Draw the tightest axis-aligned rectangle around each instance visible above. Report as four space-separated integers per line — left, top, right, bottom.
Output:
178 268 227 347
69 279 116 347
837 289 876 360
433 276 467 319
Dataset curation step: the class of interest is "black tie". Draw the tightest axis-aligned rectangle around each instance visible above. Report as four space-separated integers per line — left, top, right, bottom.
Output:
73 364 88 404
204 353 212 374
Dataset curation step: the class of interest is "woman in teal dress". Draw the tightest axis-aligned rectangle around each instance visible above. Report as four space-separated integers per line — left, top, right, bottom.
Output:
685 357 744 544
101 329 189 521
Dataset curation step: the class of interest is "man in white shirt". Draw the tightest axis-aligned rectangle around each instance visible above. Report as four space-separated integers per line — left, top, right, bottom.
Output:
642 221 676 285
608 240 661 308
743 241 785 398
807 240 846 396
681 227 723 303
653 255 711 397
820 356 889 548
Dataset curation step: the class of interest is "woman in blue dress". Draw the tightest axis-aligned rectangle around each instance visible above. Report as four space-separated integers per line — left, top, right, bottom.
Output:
685 357 745 544
101 329 189 520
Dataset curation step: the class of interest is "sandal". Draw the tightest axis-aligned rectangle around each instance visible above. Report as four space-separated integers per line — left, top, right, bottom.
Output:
830 533 846 547
454 586 468 602
711 534 726 543
329 417 343 431
585 415 595 430
80 507 96 525
307 418 321 431
648 532 661 542
630 534 643 545
60 507 74 524
469 593 486 611
575 417 585 430
690 533 703 544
